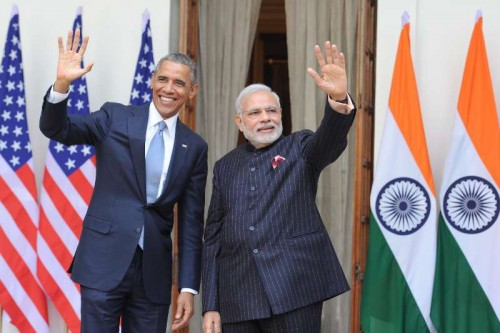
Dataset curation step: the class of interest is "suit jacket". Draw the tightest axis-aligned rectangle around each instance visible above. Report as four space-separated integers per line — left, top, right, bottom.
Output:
202 102 355 323
40 90 208 305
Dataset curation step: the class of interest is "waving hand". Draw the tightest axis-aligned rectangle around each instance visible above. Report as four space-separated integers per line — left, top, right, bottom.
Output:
54 29 94 93
307 41 347 101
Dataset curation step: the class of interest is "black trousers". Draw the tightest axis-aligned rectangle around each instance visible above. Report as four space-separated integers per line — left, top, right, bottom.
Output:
222 302 323 333
80 247 169 333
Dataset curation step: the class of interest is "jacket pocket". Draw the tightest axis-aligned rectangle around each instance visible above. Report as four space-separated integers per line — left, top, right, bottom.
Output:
287 228 326 241
83 216 112 234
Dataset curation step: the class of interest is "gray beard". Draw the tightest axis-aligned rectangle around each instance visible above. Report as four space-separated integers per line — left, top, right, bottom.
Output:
241 121 283 148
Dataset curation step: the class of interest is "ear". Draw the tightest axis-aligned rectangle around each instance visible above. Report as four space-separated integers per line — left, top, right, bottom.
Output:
189 84 199 98
234 115 244 132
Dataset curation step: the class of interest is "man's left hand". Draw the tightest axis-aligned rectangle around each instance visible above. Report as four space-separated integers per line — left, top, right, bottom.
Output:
307 41 348 101
172 292 194 330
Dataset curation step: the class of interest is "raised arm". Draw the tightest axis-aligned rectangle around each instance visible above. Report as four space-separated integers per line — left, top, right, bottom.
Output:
307 41 348 101
53 28 94 93
301 41 356 171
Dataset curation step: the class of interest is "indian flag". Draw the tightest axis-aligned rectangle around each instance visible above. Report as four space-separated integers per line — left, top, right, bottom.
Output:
430 12 500 332
361 13 437 333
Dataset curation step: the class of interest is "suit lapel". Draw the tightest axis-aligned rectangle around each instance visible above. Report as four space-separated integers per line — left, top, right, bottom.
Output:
128 104 149 202
160 120 190 198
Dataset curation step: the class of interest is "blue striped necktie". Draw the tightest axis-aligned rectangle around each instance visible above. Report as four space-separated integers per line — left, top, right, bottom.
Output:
139 121 167 248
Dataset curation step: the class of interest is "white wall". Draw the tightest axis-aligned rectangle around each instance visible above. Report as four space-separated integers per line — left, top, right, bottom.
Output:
0 1 172 332
376 0 500 192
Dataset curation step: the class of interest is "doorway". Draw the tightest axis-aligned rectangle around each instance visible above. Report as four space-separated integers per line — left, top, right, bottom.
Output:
238 0 291 145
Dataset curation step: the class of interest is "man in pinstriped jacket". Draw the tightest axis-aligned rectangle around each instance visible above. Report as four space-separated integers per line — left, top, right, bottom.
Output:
202 41 356 333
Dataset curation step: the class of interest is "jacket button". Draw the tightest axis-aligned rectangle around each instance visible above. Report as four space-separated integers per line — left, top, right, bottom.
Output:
249 226 255 231
248 204 255 210
253 249 259 254
250 186 256 191
136 227 141 234
250 167 256 172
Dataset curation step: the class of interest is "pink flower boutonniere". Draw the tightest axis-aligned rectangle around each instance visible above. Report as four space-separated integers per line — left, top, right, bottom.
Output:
272 155 286 169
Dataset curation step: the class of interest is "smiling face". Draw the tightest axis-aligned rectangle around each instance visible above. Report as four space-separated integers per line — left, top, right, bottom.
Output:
235 90 283 149
151 60 198 119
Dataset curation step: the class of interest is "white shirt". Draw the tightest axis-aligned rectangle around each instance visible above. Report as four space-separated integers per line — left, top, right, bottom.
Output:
145 103 177 198
47 87 198 295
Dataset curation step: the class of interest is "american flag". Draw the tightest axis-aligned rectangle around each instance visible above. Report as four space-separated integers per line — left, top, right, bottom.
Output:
130 9 155 105
37 7 95 333
0 6 50 333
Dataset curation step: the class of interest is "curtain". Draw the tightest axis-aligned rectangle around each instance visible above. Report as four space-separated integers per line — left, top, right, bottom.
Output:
285 0 358 332
194 1 262 331
197 0 262 164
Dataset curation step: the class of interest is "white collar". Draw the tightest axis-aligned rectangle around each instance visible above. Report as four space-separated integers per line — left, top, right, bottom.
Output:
147 102 178 137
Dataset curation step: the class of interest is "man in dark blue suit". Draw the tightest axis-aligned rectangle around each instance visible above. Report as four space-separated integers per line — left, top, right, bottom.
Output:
202 41 355 333
40 29 207 333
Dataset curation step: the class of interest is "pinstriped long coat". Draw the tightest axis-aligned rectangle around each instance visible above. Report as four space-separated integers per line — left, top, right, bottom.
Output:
202 102 356 324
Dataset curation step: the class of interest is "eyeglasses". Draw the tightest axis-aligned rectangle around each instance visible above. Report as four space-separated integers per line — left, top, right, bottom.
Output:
242 106 281 119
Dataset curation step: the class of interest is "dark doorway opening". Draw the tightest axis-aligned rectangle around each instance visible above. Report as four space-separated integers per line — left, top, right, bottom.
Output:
238 0 291 145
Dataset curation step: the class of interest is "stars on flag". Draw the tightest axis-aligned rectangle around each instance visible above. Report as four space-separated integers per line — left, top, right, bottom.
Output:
48 11 95 175
130 10 155 105
0 11 32 171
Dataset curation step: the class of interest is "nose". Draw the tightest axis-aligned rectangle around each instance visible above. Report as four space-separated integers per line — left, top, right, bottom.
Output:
164 80 174 92
260 109 271 121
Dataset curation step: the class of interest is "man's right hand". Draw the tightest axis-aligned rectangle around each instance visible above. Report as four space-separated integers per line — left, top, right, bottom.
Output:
203 311 221 333
54 28 93 93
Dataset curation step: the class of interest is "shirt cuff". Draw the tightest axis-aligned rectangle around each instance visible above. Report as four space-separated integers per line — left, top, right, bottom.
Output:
327 93 355 114
180 288 198 295
47 85 70 104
